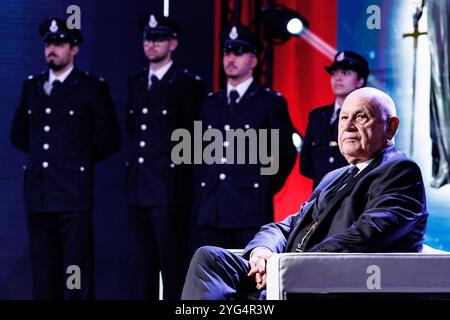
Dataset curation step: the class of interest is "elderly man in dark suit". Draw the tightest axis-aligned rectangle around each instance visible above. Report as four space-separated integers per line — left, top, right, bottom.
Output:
10 17 121 299
181 87 428 300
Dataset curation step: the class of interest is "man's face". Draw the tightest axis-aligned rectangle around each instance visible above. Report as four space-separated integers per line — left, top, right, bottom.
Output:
338 94 393 164
330 69 364 99
143 38 177 63
223 51 257 81
45 42 77 71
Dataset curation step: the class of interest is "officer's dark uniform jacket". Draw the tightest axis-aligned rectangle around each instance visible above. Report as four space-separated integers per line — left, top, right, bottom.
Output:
10 67 121 212
195 81 297 229
300 103 348 188
125 64 205 207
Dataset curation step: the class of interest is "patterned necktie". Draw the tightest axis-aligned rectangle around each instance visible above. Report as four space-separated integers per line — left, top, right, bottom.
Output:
229 90 239 114
331 165 359 193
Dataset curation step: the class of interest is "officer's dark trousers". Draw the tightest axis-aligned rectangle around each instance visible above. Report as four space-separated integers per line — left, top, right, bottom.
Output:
181 246 266 300
26 211 94 300
127 206 189 300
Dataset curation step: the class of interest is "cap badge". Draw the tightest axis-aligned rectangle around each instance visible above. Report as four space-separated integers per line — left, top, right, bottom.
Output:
336 51 345 61
148 14 158 28
49 20 58 33
229 26 238 40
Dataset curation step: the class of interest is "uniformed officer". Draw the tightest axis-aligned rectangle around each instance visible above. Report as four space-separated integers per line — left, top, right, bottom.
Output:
192 25 297 251
9 17 121 299
300 50 369 188
124 13 205 299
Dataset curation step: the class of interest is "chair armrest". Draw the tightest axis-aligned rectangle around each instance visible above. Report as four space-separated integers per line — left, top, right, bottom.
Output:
266 252 450 300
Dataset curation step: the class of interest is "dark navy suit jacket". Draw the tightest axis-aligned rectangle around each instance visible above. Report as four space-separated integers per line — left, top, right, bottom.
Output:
244 147 428 256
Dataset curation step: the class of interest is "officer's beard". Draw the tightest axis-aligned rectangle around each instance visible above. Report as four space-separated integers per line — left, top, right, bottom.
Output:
47 61 67 71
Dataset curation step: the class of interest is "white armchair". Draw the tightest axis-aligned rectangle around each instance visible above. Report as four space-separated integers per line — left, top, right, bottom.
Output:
265 245 450 300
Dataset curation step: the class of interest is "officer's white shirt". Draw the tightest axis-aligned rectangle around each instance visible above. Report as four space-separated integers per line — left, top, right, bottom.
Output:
49 65 74 84
329 100 342 124
227 77 253 104
148 60 173 87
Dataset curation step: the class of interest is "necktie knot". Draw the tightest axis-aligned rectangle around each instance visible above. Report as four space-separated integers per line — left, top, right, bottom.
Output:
148 75 159 89
229 90 239 105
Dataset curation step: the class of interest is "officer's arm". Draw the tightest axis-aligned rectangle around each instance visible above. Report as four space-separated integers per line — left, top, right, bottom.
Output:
267 96 297 194
92 80 121 162
299 111 315 179
10 80 30 153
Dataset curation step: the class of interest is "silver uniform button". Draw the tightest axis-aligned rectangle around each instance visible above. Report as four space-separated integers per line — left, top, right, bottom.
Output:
254 183 259 188
138 157 144 164
142 107 148 114
200 182 206 187
141 124 147 131
170 163 175 168
221 157 227 164
223 141 230 148
44 125 50 132
43 143 49 150
129 109 134 114
45 107 51 114
219 173 226 180
139 141 146 148
329 156 335 163
42 161 49 168
69 110 74 116
22 165 27 170
207 124 212 129
245 124 250 129
80 166 85 172
224 124 230 131
28 109 32 115
162 109 167 115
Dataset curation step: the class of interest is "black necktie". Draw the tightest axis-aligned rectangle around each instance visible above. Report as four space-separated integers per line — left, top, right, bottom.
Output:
229 90 239 114
149 75 159 90
50 80 62 95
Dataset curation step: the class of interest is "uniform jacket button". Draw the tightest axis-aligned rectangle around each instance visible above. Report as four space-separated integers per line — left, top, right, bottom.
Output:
139 141 146 148
253 183 259 188
44 125 50 132
201 182 206 187
42 161 49 168
219 173 226 180
328 156 335 164
43 143 49 150
142 107 148 114
141 124 147 131
138 157 144 164
45 107 51 114
80 166 85 172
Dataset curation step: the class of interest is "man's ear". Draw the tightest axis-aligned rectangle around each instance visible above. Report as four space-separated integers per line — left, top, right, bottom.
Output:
387 116 400 139
356 76 365 88
71 45 79 57
170 39 178 51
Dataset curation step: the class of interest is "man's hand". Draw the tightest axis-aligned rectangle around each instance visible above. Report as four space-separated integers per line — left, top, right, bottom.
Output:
247 247 273 290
